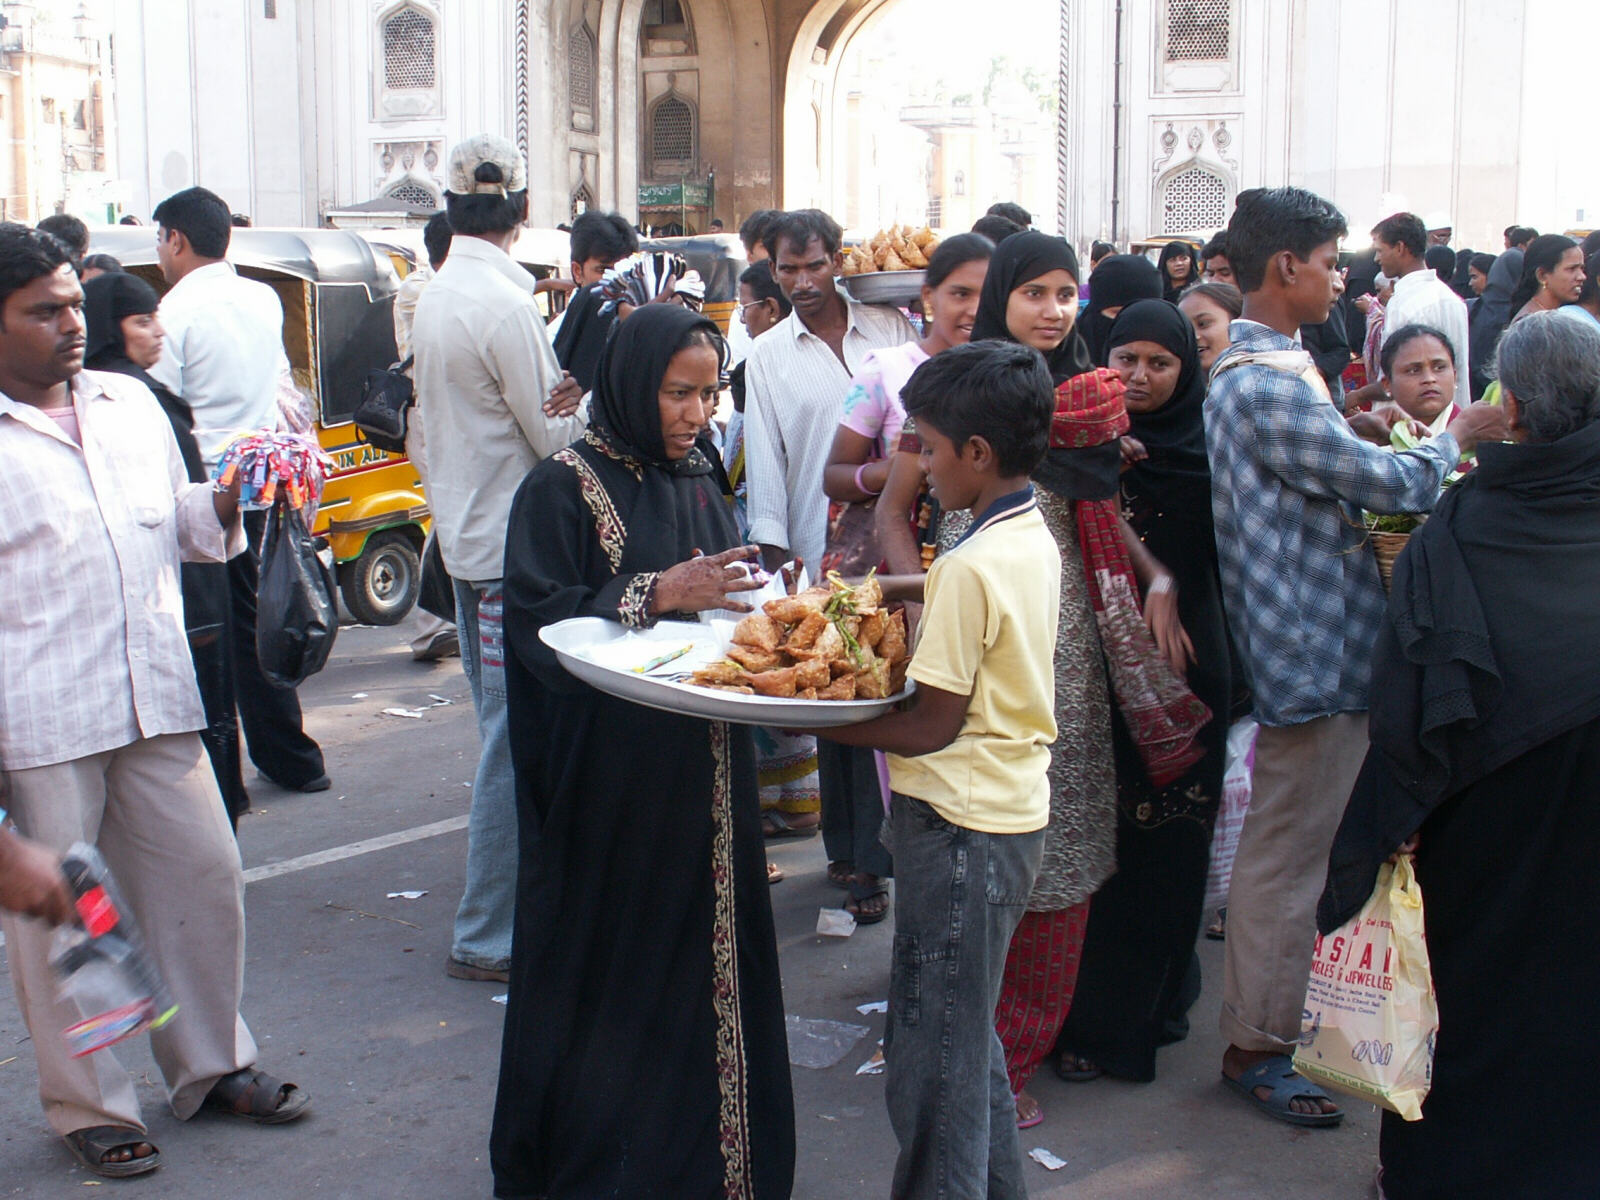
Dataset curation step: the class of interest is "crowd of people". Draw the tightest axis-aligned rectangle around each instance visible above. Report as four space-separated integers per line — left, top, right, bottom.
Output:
4 136 1599 1200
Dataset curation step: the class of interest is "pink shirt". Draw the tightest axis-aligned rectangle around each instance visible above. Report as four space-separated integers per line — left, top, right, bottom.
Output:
839 342 930 453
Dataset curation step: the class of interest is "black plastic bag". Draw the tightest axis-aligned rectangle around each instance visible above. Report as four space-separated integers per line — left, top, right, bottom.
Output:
256 498 338 686
417 529 456 621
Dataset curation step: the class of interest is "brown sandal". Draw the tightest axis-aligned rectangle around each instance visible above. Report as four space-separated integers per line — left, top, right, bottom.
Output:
63 1125 160 1178
203 1067 311 1125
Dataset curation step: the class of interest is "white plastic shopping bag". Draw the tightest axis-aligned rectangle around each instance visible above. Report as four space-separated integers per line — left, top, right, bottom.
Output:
1293 855 1438 1121
1203 718 1257 910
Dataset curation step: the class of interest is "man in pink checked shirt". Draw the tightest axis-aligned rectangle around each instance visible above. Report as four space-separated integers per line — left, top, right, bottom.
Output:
0 224 309 1180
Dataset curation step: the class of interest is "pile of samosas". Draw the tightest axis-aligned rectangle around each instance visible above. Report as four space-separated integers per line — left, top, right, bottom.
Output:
690 575 908 701
842 226 941 275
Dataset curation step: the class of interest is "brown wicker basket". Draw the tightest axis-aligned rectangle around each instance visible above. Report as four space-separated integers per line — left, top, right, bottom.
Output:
1371 531 1411 590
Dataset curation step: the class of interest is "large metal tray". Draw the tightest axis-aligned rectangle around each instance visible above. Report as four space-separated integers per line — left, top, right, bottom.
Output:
540 617 913 728
841 270 926 307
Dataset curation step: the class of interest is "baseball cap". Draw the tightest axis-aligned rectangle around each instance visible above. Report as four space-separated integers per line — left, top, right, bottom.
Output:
447 134 527 196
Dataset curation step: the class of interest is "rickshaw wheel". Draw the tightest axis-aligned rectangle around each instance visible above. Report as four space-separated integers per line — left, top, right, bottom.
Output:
342 530 421 626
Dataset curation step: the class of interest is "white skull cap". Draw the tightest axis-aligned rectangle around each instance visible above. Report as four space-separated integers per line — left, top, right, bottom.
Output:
447 134 527 196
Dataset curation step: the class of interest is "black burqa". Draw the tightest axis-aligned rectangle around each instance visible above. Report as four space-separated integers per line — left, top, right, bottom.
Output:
491 305 795 1200
1157 240 1200 303
550 283 617 394
1056 299 1233 1080
1318 420 1600 1199
1467 249 1520 398
82 273 249 826
1081 254 1164 366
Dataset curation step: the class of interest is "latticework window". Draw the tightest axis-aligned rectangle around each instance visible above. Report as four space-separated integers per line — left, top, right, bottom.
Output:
651 95 695 168
568 24 596 124
384 8 436 90
926 197 943 228
1166 0 1230 62
1162 167 1229 232
388 181 437 208
572 183 594 218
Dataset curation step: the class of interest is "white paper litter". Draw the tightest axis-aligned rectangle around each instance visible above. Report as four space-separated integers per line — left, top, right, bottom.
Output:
351 692 369 699
427 694 452 706
386 890 427 900
381 707 425 719
1028 1148 1068 1171
855 1049 886 1075
491 994 508 1006
816 907 857 938
855 1000 888 1015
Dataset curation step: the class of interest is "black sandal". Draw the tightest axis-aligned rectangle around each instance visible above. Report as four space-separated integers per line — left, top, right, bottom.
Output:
202 1067 312 1125
843 878 890 925
63 1125 160 1178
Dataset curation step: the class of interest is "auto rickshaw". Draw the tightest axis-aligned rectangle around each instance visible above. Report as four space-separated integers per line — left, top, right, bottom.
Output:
86 226 428 625
639 233 749 335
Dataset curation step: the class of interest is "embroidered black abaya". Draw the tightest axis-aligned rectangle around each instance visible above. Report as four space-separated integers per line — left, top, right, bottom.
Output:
1056 299 1232 1081
491 306 795 1200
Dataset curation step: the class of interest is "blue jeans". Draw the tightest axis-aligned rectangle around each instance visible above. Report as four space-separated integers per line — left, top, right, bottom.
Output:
885 794 1044 1200
451 579 517 970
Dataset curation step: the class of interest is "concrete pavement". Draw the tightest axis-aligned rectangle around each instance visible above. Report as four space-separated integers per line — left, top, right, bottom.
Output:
1 615 1382 1198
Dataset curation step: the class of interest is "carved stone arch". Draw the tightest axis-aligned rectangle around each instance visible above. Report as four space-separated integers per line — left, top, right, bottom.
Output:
569 19 598 132
1155 159 1231 234
373 0 443 121
646 83 698 177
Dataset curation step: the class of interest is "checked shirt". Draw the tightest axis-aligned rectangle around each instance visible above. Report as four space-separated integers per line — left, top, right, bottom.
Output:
1203 320 1459 727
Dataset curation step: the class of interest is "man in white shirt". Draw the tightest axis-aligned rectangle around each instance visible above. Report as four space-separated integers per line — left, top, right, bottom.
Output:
0 223 308 1179
1371 211 1471 412
743 208 913 924
411 135 588 983
148 187 329 795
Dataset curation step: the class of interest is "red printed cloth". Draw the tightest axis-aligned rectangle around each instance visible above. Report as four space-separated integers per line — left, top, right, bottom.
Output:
1054 369 1211 788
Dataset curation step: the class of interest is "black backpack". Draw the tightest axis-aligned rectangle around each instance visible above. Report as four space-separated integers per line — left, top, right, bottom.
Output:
353 356 414 453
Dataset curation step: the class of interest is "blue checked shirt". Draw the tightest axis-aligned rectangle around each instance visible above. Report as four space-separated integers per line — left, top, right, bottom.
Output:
1204 321 1459 727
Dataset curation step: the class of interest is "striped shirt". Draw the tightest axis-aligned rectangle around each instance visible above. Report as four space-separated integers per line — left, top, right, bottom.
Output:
0 370 245 770
742 297 914 567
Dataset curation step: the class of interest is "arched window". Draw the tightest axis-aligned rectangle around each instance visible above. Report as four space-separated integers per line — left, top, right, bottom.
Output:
383 6 436 90
568 23 596 131
649 92 696 174
642 0 685 26
1161 165 1229 233
953 170 966 198
387 180 438 208
571 181 594 218
1166 0 1230 62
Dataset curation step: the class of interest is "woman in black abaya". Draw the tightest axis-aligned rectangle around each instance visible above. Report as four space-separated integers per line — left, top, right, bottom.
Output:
1054 299 1231 1083
491 305 795 1200
1322 314 1600 1200
81 272 249 827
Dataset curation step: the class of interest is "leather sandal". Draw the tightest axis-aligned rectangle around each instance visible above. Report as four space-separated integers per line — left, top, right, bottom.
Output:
202 1067 312 1125
63 1125 160 1178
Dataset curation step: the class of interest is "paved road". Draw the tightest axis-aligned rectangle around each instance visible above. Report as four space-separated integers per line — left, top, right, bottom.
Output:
1 616 1382 1198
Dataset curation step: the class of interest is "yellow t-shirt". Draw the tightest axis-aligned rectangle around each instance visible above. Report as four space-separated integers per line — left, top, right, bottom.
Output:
888 497 1061 833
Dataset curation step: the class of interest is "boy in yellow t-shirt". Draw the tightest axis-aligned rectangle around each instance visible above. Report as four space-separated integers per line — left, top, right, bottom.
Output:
819 340 1060 1198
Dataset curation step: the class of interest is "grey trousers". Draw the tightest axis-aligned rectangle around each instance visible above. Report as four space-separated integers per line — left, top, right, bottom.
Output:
1221 711 1370 1054
885 794 1043 1200
1 733 257 1135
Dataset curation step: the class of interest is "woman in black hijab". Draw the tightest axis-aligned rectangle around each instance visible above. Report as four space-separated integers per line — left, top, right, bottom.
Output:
1054 299 1233 1085
971 230 1093 384
82 273 249 827
491 305 795 1200
1081 253 1164 365
1157 240 1200 303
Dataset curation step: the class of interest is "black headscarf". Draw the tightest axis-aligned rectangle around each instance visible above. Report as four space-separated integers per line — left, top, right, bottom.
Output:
588 303 723 478
1083 254 1163 366
970 231 1092 386
83 271 161 370
1106 299 1209 499
1157 240 1200 303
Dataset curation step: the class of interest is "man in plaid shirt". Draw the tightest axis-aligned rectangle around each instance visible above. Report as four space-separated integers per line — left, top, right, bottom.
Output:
1202 188 1508 1128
